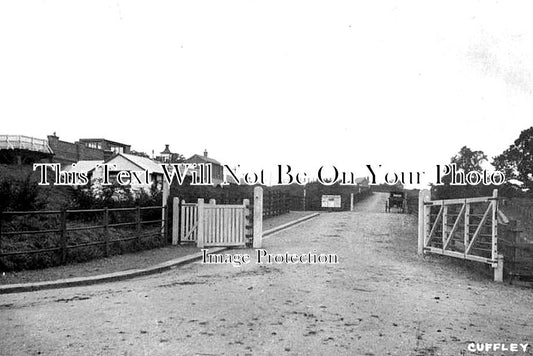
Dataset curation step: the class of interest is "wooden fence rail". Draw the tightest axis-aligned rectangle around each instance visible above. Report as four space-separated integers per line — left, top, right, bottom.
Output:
0 206 167 269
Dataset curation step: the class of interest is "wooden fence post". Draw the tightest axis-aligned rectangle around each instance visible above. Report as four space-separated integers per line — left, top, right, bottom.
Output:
197 198 205 248
136 205 141 246
418 189 430 255
268 190 273 218
0 212 3 269
491 189 498 270
508 219 519 283
172 197 180 245
162 178 169 240
303 188 306 211
350 193 354 211
243 198 252 245
59 209 67 264
180 199 186 244
253 186 263 248
103 207 109 257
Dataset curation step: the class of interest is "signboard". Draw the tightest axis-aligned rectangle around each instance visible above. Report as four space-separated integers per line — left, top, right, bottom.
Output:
321 195 341 208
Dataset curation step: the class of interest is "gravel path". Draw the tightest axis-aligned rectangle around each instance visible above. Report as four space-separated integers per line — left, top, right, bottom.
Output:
1 193 531 355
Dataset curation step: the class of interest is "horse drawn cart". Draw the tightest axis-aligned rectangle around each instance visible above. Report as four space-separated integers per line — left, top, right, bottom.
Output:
385 191 406 213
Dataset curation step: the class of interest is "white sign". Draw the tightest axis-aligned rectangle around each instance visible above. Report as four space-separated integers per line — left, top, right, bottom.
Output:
321 195 341 208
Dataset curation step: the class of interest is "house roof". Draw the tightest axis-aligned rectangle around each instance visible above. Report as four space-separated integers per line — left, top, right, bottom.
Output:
160 145 172 155
185 154 222 165
78 138 130 147
64 160 104 173
106 153 164 174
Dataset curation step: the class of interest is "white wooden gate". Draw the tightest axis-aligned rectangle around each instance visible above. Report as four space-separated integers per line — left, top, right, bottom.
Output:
200 201 247 247
180 202 198 243
418 189 504 282
172 198 252 248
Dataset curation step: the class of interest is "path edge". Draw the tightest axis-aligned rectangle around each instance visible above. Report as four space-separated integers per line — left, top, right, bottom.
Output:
0 212 320 294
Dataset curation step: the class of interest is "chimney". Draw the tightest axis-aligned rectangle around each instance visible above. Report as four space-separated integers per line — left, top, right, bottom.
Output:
204 149 208 158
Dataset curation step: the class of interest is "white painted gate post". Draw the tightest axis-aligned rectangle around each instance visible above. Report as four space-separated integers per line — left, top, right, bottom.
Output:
197 198 205 248
162 177 170 239
172 197 180 245
253 186 263 248
243 199 251 244
418 189 431 255
494 254 504 282
492 189 503 282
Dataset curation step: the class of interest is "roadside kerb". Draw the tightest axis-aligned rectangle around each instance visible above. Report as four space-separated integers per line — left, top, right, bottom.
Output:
263 213 320 239
0 212 320 294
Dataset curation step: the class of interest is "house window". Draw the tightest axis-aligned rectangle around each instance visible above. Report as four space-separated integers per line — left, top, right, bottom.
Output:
86 142 101 149
110 146 124 153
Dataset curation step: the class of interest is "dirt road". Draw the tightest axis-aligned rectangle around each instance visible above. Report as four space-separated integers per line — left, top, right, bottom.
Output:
1 193 532 355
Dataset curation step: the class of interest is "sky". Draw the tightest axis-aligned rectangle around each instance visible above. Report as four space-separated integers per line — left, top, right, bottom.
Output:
1 1 532 186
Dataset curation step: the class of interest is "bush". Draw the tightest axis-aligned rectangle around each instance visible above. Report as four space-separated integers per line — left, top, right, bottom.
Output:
0 174 46 212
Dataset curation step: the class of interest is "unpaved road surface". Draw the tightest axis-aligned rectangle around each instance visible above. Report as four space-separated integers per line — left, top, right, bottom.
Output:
1 193 532 355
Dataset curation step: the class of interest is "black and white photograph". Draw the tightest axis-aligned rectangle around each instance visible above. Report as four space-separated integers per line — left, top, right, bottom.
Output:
1 1 532 355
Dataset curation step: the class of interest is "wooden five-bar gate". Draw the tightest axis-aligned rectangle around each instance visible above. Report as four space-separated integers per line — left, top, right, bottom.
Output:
418 189 504 282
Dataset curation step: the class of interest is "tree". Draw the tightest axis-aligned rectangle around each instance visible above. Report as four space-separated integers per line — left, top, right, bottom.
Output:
432 146 490 199
129 150 150 158
451 146 487 172
493 126 533 190
169 153 185 163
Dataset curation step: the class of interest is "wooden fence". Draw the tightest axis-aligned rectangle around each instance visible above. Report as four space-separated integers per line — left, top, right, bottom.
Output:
262 190 290 218
499 217 533 284
0 206 167 270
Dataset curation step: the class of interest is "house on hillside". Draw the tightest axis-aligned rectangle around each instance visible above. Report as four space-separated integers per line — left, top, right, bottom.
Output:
67 153 164 196
100 153 164 192
184 150 224 185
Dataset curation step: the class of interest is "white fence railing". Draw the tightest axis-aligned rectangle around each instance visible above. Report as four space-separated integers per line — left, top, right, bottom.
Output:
0 135 53 154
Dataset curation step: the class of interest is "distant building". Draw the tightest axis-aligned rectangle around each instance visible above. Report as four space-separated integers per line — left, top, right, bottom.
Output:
154 144 185 164
184 150 224 185
47 134 131 164
77 138 131 158
47 133 105 164
158 144 172 163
